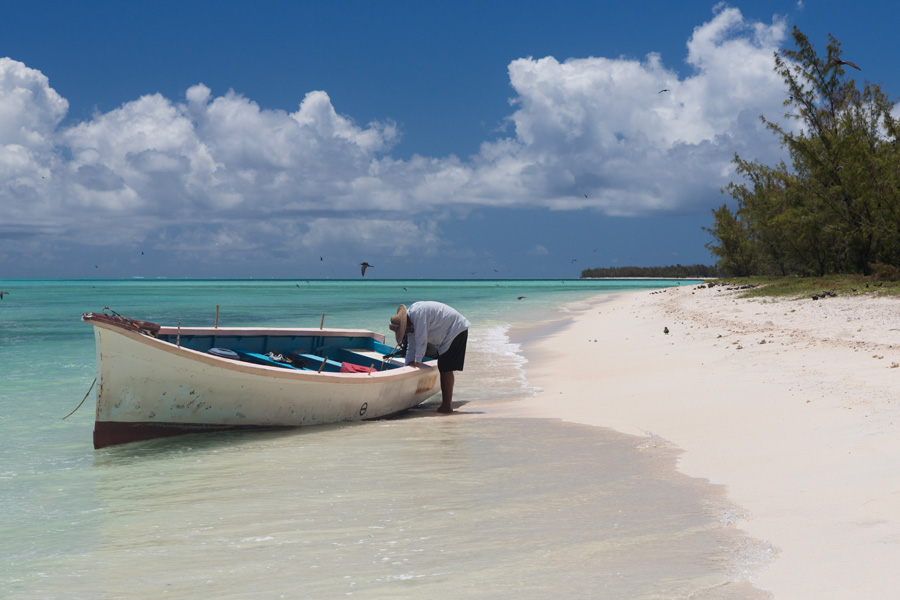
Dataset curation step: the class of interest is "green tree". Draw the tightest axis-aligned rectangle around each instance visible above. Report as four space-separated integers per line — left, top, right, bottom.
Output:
703 204 756 276
707 27 900 275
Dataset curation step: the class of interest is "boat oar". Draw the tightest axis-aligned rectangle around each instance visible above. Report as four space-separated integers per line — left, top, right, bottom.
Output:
317 357 329 373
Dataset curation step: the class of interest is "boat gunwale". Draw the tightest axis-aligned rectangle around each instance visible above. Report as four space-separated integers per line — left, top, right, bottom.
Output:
83 317 434 383
155 325 388 338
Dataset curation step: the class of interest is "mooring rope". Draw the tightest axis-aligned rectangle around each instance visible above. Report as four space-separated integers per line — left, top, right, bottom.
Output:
62 377 96 420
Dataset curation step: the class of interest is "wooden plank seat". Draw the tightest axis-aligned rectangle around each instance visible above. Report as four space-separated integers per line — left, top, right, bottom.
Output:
234 350 303 370
335 347 401 371
337 348 381 370
289 351 342 372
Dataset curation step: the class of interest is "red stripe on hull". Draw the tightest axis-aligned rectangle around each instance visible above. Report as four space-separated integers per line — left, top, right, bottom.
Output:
93 421 277 449
92 409 416 449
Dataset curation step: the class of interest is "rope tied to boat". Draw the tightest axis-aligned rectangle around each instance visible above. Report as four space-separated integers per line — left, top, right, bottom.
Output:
63 377 96 420
384 344 403 360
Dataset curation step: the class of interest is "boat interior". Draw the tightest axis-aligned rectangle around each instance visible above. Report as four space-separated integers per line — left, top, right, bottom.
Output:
154 332 417 373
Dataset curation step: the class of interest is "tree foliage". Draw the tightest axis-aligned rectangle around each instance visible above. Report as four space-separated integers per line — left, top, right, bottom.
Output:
581 264 721 278
706 27 900 276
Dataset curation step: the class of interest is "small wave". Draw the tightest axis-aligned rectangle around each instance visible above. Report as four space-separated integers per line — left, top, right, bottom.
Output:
464 324 537 403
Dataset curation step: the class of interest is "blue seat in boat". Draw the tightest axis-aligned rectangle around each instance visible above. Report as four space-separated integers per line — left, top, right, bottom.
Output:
233 350 302 370
291 352 342 372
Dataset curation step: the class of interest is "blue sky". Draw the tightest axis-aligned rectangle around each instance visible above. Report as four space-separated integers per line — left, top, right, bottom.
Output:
1 0 897 279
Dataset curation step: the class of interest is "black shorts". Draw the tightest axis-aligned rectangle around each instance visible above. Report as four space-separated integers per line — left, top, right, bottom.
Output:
437 329 468 372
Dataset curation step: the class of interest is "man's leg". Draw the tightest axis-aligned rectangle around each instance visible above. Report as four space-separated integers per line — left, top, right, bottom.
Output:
438 371 454 413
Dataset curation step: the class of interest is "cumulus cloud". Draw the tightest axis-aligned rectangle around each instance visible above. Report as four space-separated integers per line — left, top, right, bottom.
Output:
0 6 793 267
0 57 68 148
472 5 788 216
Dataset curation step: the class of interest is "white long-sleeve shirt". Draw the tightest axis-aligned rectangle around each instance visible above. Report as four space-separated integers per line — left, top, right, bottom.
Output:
405 301 470 364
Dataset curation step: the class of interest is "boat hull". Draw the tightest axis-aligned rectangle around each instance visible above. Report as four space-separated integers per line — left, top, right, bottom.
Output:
86 318 439 448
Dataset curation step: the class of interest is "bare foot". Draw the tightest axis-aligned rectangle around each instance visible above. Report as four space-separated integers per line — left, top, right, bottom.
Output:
436 404 453 413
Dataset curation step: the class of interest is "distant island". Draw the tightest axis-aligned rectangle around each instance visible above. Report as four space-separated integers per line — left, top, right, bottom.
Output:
580 264 721 279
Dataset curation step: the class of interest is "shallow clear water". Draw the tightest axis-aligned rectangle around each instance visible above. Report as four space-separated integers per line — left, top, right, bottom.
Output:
0 279 771 598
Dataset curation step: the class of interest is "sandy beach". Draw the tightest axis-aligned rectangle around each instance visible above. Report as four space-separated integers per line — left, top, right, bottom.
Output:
494 284 900 599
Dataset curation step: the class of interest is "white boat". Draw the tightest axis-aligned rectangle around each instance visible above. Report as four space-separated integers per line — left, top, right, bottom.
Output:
82 311 439 448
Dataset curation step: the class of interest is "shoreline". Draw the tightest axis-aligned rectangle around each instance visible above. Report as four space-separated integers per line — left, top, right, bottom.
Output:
487 285 900 599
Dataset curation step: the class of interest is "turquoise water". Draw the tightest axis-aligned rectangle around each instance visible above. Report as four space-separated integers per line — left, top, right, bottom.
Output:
0 279 770 599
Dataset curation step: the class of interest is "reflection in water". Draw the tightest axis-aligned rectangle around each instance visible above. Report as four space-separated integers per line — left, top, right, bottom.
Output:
27 418 770 599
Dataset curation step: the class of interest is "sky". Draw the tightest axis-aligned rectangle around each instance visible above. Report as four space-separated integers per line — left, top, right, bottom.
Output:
1 0 898 279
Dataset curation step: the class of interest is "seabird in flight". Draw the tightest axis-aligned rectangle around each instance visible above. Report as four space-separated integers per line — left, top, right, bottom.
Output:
828 56 861 70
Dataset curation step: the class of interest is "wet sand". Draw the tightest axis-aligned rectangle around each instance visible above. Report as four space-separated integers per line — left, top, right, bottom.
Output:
495 284 900 599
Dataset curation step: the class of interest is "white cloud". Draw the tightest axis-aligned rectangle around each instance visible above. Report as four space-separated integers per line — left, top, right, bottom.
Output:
299 217 440 257
471 5 789 216
0 57 67 147
0 6 794 264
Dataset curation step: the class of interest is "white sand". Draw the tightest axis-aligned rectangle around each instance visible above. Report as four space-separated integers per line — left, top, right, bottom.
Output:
489 284 900 599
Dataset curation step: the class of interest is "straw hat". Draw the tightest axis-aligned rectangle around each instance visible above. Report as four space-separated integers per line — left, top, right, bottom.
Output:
389 304 408 345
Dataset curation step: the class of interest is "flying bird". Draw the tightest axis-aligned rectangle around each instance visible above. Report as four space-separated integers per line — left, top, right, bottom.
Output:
360 262 374 277
828 56 861 70
0 291 8 299
517 296 526 300
658 88 669 93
